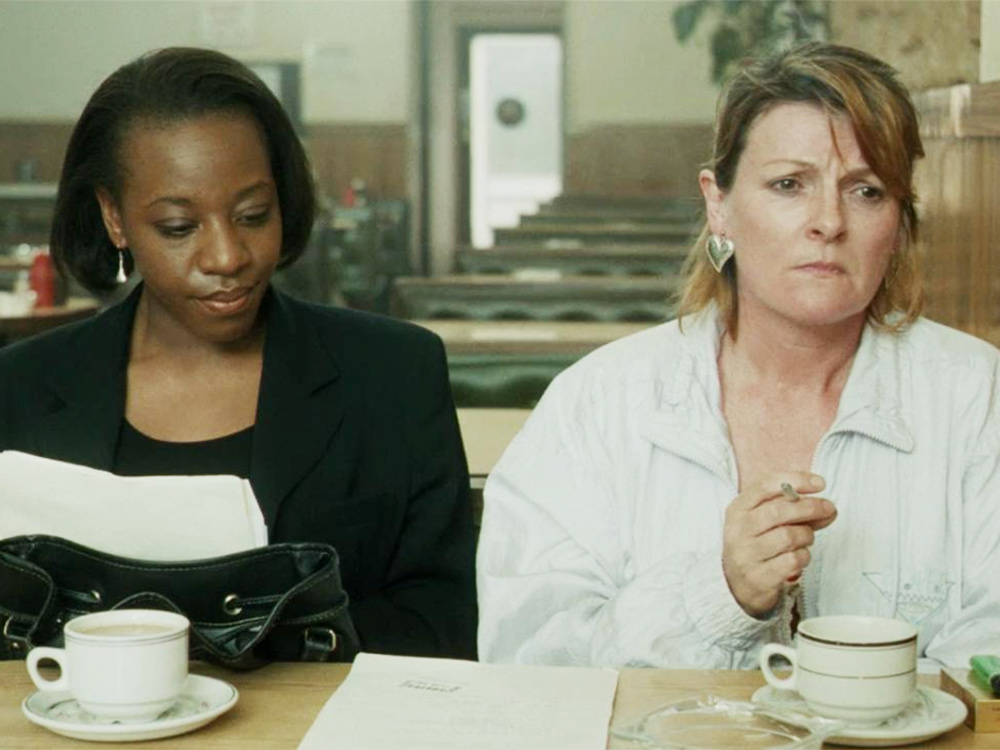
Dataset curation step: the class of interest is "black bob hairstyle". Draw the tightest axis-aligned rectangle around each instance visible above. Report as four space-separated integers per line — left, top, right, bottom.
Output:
50 47 316 295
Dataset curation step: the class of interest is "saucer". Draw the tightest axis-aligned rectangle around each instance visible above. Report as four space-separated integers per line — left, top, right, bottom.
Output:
22 674 238 743
752 685 967 747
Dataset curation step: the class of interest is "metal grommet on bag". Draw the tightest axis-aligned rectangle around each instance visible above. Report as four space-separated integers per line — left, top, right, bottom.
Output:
223 593 243 616
89 589 102 604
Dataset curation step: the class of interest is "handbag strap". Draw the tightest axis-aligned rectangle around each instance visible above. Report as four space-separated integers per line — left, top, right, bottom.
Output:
0 544 60 658
301 627 338 662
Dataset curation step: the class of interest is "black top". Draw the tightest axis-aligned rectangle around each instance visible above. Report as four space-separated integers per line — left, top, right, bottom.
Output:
0 286 477 660
115 420 254 479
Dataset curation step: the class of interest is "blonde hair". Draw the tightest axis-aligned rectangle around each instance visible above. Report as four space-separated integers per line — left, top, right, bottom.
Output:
678 43 925 336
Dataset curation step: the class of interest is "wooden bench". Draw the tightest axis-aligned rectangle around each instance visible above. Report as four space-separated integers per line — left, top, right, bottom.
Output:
417 319 657 408
544 194 697 210
454 245 687 277
390 275 679 323
493 222 696 247
520 211 695 228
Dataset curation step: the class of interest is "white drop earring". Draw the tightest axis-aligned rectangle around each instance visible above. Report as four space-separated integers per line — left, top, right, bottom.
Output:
115 243 127 284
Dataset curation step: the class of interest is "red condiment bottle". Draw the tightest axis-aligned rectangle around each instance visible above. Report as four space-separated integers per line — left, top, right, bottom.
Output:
29 251 56 308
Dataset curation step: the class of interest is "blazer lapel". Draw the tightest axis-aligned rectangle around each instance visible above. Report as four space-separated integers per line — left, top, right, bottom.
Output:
34 289 137 470
250 290 345 530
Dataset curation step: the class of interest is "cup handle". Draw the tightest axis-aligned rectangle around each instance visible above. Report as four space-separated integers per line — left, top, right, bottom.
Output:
759 643 798 691
26 647 70 692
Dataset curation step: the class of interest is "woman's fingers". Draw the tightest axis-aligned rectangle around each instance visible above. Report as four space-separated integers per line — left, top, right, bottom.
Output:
758 522 815 561
722 472 835 616
755 495 836 535
727 494 835 540
733 473 826 512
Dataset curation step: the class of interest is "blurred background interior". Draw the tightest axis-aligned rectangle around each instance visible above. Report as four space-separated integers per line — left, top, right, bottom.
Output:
1 0 998 427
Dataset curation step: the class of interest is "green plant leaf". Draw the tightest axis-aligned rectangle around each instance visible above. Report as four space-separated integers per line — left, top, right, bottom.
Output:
710 24 744 83
721 0 745 17
672 1 709 43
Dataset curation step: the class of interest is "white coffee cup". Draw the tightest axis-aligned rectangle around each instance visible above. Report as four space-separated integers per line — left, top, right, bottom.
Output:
26 609 189 723
759 615 917 723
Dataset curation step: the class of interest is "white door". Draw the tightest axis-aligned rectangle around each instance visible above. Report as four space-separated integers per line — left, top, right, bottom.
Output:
469 34 563 249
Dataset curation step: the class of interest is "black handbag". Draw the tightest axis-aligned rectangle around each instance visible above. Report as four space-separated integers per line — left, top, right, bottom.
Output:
0 534 359 669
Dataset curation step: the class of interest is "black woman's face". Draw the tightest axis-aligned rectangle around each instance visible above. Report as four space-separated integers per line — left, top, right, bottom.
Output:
97 113 283 345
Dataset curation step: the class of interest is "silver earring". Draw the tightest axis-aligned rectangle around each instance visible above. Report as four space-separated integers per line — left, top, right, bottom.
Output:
706 233 735 273
116 246 127 284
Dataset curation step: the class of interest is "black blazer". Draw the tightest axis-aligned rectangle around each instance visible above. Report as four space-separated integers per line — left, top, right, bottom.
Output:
0 287 477 659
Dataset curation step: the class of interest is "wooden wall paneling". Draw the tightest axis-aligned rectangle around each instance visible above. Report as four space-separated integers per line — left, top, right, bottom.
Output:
564 123 712 199
916 141 972 330
968 141 998 336
914 81 1000 346
306 124 408 204
0 121 410 208
986 140 1000 340
0 123 75 184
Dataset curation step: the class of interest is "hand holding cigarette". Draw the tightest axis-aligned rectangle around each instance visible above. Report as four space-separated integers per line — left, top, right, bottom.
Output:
721 473 836 616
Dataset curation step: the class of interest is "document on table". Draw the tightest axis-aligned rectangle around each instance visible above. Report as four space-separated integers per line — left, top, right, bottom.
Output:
0 450 267 560
298 653 619 750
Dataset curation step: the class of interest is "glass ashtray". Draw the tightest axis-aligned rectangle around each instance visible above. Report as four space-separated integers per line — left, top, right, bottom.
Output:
610 695 846 749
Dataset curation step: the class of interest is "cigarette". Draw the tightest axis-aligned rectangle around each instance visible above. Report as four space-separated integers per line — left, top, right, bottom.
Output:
780 483 800 501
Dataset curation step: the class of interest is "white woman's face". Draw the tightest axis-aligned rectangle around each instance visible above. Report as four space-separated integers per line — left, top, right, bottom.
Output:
701 101 902 332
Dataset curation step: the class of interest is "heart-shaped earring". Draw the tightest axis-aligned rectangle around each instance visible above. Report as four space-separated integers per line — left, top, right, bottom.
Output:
706 233 735 273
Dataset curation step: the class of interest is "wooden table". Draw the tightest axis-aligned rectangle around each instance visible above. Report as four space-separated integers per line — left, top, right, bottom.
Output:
0 662 984 748
417 319 655 357
0 298 101 346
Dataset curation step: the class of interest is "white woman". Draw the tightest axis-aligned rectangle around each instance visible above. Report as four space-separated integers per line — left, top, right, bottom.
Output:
477 43 1000 670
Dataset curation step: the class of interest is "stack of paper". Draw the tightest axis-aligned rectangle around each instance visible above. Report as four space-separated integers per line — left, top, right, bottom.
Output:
0 450 267 560
299 653 619 750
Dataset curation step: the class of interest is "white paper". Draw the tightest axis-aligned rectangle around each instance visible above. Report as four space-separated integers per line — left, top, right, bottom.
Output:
298 653 619 750
0 451 267 560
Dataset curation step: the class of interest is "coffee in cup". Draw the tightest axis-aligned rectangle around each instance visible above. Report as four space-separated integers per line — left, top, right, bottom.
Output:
759 615 917 723
26 609 189 723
